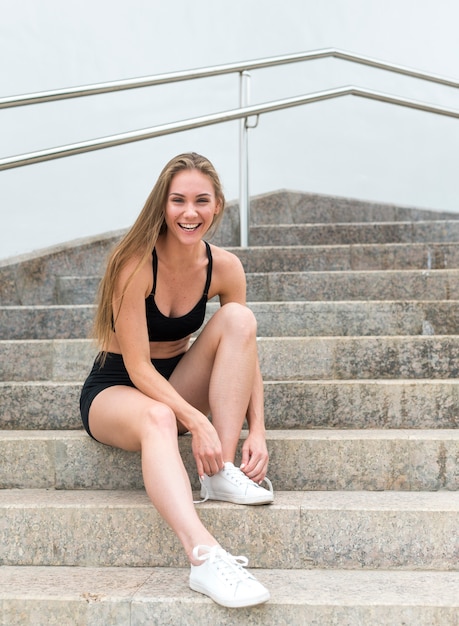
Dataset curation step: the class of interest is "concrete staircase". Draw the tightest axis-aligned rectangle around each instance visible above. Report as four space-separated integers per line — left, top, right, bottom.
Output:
1 190 459 625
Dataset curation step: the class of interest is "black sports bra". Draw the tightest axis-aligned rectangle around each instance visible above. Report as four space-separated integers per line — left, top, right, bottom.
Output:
145 241 212 342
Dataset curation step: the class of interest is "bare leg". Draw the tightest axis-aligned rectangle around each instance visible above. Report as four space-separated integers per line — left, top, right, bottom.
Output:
88 386 218 562
87 305 260 557
170 302 258 461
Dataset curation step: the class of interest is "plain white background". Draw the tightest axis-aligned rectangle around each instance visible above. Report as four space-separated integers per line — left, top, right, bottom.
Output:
1 0 458 259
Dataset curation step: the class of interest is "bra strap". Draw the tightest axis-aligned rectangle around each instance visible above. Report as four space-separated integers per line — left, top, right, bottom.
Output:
203 241 212 296
152 248 158 295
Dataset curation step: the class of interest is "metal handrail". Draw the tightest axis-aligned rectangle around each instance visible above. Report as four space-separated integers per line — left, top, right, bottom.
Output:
1 49 458 245
1 48 458 109
2 86 458 172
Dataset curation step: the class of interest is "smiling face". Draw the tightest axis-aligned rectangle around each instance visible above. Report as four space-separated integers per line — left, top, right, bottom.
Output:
164 168 221 243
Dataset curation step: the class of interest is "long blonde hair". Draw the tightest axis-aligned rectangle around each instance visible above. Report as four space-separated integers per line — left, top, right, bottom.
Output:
93 152 226 359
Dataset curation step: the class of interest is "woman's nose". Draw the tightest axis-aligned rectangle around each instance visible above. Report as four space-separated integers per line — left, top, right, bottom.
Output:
183 202 198 215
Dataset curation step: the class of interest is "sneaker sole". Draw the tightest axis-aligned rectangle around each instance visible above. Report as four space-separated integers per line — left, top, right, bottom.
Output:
199 491 274 505
189 581 270 608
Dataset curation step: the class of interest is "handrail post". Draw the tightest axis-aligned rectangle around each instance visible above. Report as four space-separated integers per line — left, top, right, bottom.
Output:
239 71 251 247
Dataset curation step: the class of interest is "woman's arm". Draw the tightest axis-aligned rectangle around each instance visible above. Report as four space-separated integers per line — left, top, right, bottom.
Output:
111 256 223 476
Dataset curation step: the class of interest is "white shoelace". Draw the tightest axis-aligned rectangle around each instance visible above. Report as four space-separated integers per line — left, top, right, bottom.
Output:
192 545 251 583
222 464 274 492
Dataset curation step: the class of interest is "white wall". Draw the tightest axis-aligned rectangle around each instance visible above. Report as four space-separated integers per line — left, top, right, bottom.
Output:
1 0 458 260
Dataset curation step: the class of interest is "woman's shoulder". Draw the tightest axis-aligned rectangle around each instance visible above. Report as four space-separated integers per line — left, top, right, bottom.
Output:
208 243 244 273
118 251 153 276
207 242 246 300
115 252 154 297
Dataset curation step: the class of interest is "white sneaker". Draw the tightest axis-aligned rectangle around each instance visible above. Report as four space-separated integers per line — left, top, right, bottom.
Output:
189 545 270 608
199 462 274 505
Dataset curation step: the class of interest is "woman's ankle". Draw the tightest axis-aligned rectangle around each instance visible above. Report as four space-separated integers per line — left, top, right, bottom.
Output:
188 540 220 565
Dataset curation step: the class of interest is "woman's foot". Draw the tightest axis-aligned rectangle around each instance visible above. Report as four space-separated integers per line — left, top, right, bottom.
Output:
189 545 270 608
199 462 274 505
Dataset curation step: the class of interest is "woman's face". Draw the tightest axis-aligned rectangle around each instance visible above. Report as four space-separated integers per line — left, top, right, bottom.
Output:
164 169 220 243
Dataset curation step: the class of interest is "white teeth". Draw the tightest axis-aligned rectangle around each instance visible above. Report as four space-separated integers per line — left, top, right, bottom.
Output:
179 224 200 231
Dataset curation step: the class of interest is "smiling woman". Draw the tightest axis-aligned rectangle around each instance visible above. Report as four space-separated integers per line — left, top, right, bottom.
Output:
165 169 221 243
79 152 274 608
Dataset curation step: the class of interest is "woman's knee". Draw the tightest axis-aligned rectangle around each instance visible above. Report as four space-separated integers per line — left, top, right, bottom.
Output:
141 402 177 438
217 303 257 339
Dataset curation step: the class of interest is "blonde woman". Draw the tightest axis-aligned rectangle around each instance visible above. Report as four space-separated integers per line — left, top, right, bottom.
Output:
80 152 273 607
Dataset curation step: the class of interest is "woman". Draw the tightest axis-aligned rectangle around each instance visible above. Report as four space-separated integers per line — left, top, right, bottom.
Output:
80 152 273 608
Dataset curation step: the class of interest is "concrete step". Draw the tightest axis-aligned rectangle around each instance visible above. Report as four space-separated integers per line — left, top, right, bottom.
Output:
3 379 459 431
1 489 458 569
2 336 459 382
0 232 122 306
55 276 99 306
56 240 459 304
3 300 459 340
234 242 459 272
5 241 459 306
54 268 459 305
0 305 95 340
249 190 459 225
250 220 459 246
246 269 459 302
257 336 459 380
48 253 459 305
1 566 458 625
1 429 458 492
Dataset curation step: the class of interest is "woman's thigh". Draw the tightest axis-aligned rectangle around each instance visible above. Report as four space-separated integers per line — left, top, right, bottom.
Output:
168 303 252 415
88 385 174 451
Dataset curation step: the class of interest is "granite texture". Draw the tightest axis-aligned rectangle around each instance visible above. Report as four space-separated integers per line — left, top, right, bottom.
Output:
0 231 123 306
263 380 459 429
0 305 95 340
0 339 95 382
0 490 303 568
240 301 459 337
249 189 459 226
56 277 101 306
0 566 147 626
31 267 459 305
3 378 459 431
4 300 459 340
1 429 459 492
1 490 458 569
247 269 459 302
232 242 459 272
257 336 459 380
2 567 459 626
282 190 459 225
4 335 459 382
0 381 81 429
2 188 459 306
0 340 54 381
301 494 459 570
250 220 459 247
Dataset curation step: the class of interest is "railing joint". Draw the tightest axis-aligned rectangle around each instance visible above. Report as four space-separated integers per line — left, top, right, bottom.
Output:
245 114 259 129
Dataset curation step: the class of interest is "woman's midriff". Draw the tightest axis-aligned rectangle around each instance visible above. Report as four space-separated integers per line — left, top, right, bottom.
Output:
105 333 192 360
148 337 191 359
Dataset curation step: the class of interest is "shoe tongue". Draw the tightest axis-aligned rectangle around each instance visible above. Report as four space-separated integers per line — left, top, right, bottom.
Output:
223 461 236 470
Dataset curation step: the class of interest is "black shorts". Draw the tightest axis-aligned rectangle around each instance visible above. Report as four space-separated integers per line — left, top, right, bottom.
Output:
79 351 184 440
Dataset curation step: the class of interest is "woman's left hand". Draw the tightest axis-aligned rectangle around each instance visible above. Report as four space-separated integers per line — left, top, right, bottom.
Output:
240 432 269 484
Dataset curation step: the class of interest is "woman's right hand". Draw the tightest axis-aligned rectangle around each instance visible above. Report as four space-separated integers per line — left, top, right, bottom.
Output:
190 416 224 478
